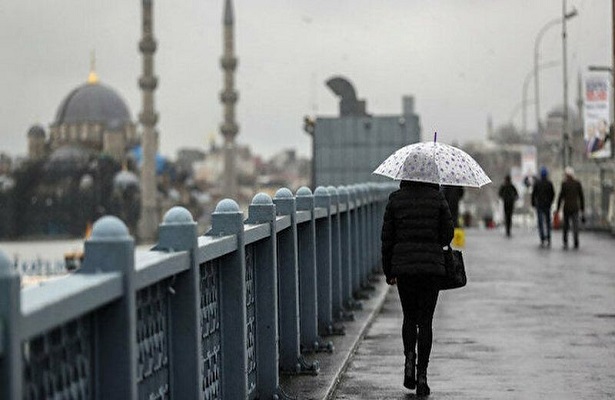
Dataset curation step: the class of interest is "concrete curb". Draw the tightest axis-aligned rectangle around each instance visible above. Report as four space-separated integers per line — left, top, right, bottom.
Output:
280 276 391 400
324 281 391 400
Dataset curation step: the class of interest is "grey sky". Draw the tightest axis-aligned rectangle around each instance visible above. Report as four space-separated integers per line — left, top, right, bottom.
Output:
0 0 611 160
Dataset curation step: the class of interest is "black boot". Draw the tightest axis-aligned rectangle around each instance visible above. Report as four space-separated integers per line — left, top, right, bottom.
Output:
416 370 430 396
403 352 416 389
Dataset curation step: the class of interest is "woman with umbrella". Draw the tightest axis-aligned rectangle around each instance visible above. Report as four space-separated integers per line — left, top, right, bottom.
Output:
375 137 490 396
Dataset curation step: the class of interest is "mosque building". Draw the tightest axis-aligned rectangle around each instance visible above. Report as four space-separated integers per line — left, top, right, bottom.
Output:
27 65 138 163
10 66 142 238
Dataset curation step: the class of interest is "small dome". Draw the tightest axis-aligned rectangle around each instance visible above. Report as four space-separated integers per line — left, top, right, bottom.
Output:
27 124 46 138
54 82 131 128
113 170 140 190
80 174 94 190
44 145 92 173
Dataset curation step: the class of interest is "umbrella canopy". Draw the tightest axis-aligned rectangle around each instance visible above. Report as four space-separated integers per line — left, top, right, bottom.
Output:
373 141 491 187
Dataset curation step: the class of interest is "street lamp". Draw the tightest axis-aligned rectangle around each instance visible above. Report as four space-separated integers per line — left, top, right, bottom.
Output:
533 7 578 136
523 61 559 135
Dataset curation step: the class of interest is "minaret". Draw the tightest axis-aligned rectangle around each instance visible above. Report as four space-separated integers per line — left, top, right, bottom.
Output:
487 114 494 140
138 0 159 242
576 71 583 128
220 0 239 199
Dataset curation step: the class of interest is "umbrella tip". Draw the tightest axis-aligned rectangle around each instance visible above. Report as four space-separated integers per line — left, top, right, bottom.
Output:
434 131 437 143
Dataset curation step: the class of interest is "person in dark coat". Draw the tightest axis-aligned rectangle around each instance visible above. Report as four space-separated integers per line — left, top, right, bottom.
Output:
531 166 555 247
381 180 454 396
556 166 585 249
498 175 518 237
442 185 464 227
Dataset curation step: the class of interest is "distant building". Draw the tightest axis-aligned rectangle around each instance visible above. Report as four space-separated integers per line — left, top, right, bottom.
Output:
257 149 311 194
307 76 421 187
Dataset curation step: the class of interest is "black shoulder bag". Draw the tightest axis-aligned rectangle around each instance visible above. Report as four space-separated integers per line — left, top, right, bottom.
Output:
439 246 467 290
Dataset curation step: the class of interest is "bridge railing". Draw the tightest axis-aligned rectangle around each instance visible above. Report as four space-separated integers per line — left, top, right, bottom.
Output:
0 183 396 400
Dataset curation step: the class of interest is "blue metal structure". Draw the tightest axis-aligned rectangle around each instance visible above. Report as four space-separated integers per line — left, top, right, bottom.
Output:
0 183 395 399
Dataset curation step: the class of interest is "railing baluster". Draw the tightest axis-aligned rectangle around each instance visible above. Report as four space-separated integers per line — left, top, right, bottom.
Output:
327 186 343 322
336 186 356 312
0 250 22 400
273 189 320 375
314 187 333 336
246 193 280 398
296 187 332 353
156 207 202 400
81 216 137 400
206 199 248 399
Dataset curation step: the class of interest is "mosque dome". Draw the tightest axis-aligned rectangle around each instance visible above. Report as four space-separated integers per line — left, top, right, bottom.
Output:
54 78 131 128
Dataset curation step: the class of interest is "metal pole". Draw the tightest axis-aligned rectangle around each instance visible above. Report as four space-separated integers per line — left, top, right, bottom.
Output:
534 18 561 135
562 0 570 168
523 71 532 136
612 0 615 159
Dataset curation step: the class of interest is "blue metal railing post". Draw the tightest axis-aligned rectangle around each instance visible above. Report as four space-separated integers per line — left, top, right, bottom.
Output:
314 187 333 335
206 199 248 399
272 188 301 373
246 193 281 398
326 186 343 321
336 186 355 311
348 186 362 297
273 189 319 375
296 187 331 352
156 206 202 400
0 250 22 400
364 185 375 274
358 185 369 289
81 216 138 400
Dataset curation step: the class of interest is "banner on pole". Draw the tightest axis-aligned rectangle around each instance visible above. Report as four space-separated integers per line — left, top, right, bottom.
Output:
583 72 612 159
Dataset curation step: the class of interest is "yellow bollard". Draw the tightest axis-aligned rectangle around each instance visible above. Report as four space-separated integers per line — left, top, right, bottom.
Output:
452 227 465 248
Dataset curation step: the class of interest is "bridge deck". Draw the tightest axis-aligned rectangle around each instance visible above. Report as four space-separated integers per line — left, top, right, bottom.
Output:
331 228 615 399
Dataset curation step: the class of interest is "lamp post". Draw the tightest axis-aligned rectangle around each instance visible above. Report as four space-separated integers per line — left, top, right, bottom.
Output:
533 8 578 136
523 61 559 136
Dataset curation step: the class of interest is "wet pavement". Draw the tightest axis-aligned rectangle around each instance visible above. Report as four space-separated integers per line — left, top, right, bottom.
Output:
332 228 615 399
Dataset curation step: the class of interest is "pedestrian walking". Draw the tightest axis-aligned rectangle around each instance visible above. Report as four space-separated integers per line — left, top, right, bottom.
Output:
498 175 518 237
531 166 555 247
442 185 464 227
556 167 585 249
381 180 454 396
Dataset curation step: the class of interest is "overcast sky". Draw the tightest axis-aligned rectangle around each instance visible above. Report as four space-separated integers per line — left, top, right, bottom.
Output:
0 0 611 160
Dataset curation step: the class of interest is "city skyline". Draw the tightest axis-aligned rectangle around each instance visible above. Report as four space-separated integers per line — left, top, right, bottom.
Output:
0 0 611 160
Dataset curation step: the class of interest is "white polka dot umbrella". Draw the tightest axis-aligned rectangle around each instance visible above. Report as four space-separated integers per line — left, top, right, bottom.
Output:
373 141 491 187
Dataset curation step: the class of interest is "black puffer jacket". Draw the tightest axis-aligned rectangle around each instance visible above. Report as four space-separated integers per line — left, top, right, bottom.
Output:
381 181 454 280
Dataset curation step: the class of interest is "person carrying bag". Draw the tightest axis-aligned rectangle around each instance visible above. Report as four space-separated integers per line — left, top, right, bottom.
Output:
381 180 454 396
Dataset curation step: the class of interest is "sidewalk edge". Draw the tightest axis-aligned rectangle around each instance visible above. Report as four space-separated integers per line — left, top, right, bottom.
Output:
323 282 391 400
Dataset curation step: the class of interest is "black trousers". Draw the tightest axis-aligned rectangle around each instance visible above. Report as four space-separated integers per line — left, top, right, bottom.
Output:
562 210 580 246
397 275 439 372
503 205 514 236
